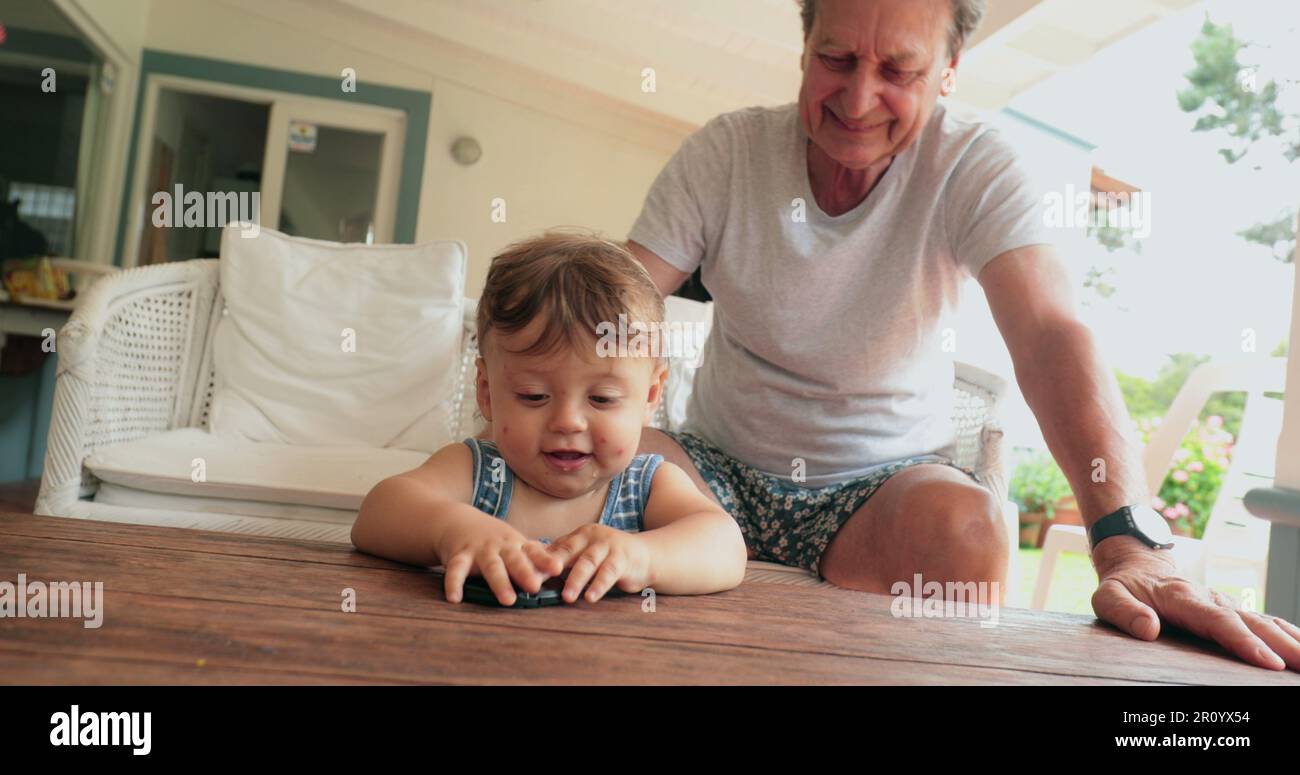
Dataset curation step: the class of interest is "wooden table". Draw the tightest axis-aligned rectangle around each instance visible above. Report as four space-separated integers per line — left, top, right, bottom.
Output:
2 512 1297 685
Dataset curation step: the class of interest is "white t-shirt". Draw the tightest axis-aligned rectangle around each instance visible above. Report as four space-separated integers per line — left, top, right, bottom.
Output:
629 102 1051 486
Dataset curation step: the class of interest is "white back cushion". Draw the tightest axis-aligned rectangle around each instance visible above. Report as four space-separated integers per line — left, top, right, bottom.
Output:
660 295 713 431
210 224 466 452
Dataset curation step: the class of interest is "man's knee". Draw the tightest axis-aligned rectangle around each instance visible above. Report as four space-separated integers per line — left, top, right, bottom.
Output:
898 479 1008 584
822 469 1010 593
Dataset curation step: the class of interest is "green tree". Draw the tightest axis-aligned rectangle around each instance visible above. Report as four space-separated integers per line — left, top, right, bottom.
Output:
1177 17 1299 262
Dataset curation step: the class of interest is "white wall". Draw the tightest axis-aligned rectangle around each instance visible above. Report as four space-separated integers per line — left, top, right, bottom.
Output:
419 78 678 296
63 0 691 292
63 0 148 62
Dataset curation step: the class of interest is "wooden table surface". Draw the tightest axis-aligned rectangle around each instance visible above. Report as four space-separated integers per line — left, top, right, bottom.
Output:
2 511 1297 685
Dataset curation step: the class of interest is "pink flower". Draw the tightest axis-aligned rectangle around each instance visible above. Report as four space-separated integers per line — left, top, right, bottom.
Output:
1163 507 1178 520
1152 496 1166 510
1172 470 1189 483
1188 461 1204 473
1175 503 1190 518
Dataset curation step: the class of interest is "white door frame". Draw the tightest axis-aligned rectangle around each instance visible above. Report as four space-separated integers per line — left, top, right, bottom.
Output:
124 74 407 267
50 0 138 269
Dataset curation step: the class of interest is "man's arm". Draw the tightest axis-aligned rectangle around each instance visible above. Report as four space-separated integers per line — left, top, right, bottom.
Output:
627 240 688 298
978 244 1145 533
981 244 1300 671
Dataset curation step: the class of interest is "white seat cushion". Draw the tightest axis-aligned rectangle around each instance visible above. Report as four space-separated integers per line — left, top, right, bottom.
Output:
93 482 359 523
84 428 429 511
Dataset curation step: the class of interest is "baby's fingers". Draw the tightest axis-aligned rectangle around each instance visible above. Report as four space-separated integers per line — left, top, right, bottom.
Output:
524 541 563 577
443 552 473 604
584 554 625 603
502 546 544 594
480 555 517 606
562 545 609 603
547 533 588 570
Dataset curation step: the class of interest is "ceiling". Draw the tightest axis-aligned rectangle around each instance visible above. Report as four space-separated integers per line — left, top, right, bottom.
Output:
332 0 1204 126
0 0 82 37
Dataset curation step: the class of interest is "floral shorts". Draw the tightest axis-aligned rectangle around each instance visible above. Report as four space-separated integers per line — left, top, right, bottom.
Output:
662 431 984 576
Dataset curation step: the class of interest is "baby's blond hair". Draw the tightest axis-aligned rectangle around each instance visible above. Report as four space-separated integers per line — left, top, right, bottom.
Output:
476 229 666 360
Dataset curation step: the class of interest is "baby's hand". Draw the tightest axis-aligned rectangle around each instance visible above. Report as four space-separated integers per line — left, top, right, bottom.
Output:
546 524 652 603
438 518 564 606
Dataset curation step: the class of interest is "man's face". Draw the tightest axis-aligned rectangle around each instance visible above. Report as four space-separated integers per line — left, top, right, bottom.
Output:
799 0 955 170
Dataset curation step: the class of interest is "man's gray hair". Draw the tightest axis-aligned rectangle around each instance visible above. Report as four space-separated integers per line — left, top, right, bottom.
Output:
798 0 987 57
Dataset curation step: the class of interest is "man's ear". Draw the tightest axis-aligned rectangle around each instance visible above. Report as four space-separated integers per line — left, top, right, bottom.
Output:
943 52 961 86
643 360 670 424
475 356 492 423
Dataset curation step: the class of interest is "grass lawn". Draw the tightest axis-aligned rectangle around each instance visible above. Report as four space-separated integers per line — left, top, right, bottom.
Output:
1015 547 1098 614
1014 548 1266 616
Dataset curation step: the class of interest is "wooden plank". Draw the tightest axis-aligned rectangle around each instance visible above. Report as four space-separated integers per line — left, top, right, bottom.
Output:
0 590 1150 685
0 645 386 685
0 511 398 571
4 530 1292 685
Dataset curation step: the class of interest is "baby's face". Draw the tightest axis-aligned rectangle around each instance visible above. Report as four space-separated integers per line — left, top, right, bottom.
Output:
476 317 667 500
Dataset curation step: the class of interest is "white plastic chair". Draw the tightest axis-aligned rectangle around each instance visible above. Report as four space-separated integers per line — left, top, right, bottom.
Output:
1031 358 1287 610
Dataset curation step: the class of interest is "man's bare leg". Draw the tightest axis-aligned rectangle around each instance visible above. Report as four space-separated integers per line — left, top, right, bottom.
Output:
636 428 723 508
637 428 756 559
819 465 1009 603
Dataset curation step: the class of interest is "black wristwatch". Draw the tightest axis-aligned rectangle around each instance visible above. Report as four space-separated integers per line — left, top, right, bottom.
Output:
1088 504 1175 551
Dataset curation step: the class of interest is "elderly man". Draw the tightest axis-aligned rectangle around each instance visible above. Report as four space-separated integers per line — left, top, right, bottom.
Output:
629 0 1300 671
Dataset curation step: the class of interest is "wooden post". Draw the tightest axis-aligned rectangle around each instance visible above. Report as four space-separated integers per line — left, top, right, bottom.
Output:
1254 208 1300 621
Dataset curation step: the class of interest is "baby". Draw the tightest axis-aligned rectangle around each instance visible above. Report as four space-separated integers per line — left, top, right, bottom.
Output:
352 231 747 606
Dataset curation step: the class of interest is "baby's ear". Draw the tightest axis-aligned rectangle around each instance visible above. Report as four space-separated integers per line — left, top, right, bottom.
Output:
643 359 669 423
474 356 492 423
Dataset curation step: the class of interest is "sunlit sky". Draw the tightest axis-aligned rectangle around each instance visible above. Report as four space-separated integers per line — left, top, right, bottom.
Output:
956 0 1298 448
1015 0 1299 361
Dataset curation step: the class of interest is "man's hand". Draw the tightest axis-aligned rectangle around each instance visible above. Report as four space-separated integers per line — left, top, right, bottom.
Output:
1091 538 1300 670
546 524 654 603
438 517 563 606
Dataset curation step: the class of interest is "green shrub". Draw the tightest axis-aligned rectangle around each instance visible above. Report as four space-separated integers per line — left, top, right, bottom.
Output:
1136 415 1233 538
1009 449 1073 519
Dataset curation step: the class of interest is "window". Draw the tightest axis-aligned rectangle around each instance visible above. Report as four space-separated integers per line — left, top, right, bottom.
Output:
7 181 76 256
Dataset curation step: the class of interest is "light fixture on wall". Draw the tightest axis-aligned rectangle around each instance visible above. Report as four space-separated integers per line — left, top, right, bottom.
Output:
450 136 482 166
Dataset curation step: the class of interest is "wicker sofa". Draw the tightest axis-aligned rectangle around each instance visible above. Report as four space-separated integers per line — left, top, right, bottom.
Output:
35 257 1017 593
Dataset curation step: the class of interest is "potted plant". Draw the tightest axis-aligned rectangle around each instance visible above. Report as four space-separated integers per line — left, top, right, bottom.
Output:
1009 450 1077 548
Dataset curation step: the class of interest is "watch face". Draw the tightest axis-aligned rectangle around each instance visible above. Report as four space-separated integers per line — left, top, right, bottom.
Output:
1130 505 1175 546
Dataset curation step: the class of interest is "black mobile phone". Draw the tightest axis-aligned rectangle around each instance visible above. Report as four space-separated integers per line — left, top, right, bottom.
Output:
461 575 565 608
